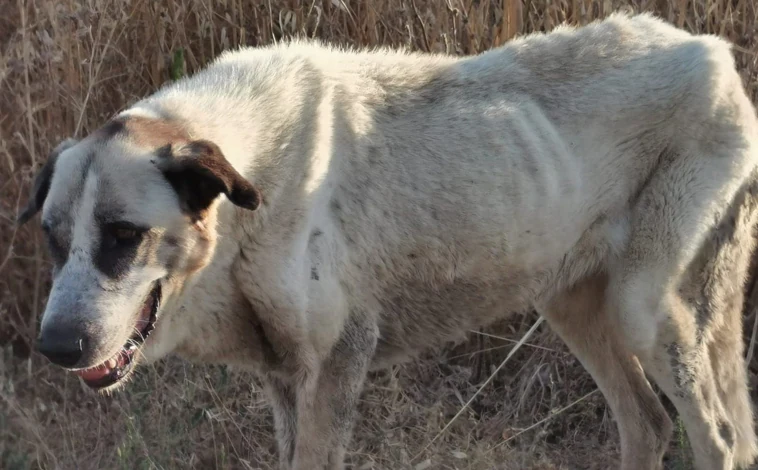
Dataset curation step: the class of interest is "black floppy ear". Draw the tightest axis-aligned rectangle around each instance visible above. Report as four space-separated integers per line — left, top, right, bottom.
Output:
17 138 78 226
156 140 261 217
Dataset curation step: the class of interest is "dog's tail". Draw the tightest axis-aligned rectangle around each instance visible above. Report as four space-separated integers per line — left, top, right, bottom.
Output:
705 172 758 468
710 322 758 468
710 315 758 468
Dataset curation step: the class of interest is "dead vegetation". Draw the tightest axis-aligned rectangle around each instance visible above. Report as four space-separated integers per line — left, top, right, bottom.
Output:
1 1 758 469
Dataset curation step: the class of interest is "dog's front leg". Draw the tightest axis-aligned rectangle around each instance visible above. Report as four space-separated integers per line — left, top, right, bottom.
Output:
264 375 299 470
289 312 378 470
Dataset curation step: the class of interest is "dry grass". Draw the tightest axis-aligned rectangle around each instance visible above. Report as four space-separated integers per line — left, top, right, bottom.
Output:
2 1 758 469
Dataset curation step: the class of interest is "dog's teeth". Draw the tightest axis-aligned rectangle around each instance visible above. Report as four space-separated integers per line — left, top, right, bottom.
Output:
106 358 117 369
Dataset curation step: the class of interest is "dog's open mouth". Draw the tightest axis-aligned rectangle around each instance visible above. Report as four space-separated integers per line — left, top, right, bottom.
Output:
74 282 161 389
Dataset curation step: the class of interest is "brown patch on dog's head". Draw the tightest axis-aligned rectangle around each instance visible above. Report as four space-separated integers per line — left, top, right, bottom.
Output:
95 114 260 221
94 115 190 147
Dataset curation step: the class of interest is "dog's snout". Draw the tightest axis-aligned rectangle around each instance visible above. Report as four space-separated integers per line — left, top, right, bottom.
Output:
36 327 85 368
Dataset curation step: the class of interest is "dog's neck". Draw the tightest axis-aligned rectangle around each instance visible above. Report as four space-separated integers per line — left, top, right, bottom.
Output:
132 87 346 370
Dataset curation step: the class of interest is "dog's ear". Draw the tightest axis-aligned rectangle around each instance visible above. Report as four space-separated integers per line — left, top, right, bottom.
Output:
156 140 261 217
17 138 79 226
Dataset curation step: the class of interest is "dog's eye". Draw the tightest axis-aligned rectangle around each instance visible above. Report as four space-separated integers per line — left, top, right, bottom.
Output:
114 228 138 240
105 222 146 246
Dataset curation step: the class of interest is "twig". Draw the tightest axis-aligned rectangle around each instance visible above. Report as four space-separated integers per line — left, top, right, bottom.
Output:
467 329 558 353
411 316 545 462
488 388 599 452
0 179 24 275
745 275 758 362
748 312 758 364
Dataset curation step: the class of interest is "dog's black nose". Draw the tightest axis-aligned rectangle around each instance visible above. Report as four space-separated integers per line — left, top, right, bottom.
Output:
36 331 84 368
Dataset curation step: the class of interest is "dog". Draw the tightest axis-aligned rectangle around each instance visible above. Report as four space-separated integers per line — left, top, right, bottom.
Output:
17 11 758 470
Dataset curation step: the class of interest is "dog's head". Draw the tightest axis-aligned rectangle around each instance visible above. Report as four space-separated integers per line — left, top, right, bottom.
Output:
18 114 260 392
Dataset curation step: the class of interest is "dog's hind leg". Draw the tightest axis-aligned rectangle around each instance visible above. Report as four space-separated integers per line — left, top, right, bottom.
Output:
538 274 673 470
611 141 758 469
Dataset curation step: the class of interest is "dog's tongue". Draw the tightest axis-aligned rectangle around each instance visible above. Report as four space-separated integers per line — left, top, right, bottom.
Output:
74 356 121 382
75 365 111 382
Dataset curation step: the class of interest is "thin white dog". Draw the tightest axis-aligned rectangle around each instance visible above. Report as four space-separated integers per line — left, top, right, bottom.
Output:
19 12 758 470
